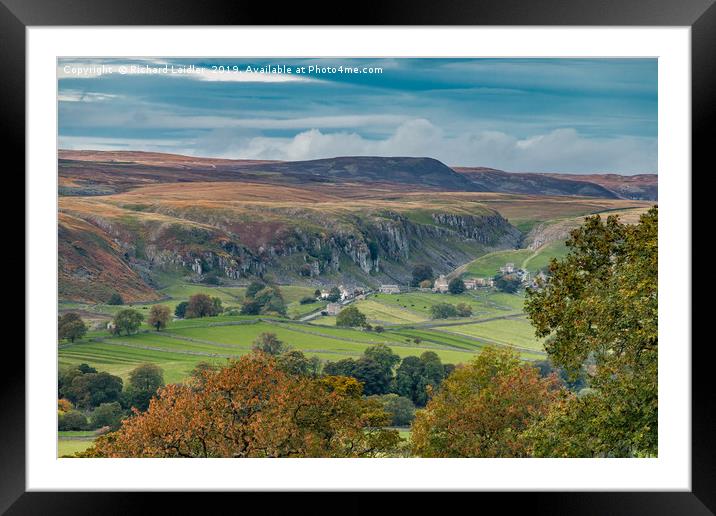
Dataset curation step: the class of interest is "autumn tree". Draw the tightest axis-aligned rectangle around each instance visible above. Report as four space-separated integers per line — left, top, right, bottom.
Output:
84 353 400 458
58 312 87 342
112 309 144 335
411 347 563 457
186 294 222 318
147 305 171 331
523 207 658 457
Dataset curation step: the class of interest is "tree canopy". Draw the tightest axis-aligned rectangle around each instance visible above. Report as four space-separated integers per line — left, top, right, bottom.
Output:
336 306 367 328
58 312 87 342
84 353 400 458
148 305 171 331
411 347 563 457
112 309 144 335
523 207 658 457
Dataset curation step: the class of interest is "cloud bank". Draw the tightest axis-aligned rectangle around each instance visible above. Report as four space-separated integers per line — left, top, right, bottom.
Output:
191 119 656 174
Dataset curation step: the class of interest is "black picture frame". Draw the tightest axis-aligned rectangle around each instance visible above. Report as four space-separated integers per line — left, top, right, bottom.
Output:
6 0 711 513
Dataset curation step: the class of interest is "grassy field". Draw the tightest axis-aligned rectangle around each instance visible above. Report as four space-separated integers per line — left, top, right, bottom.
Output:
441 316 545 352
58 438 95 457
59 289 545 384
367 291 522 320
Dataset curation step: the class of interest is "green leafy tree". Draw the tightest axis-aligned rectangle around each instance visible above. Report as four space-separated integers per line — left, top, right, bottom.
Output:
375 393 416 426
212 297 224 315
364 344 401 376
245 281 266 299
58 410 88 431
124 363 165 412
277 350 320 377
523 207 658 457
61 371 124 409
174 301 189 318
90 401 125 431
323 358 356 378
252 332 290 355
336 306 367 328
411 264 434 287
430 303 458 319
147 304 171 331
448 277 466 294
58 312 87 342
112 309 144 335
254 287 286 316
326 286 342 303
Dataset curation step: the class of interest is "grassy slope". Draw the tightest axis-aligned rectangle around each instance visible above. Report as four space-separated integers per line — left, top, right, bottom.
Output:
59 290 545 384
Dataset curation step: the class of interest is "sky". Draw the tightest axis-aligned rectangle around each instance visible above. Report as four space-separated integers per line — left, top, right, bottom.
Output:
57 58 657 174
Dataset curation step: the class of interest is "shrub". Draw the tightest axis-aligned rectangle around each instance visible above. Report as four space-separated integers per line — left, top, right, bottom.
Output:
430 303 458 319
58 410 88 431
107 293 124 305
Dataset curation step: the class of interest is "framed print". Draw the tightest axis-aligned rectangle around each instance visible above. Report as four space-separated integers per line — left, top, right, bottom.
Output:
6 0 712 512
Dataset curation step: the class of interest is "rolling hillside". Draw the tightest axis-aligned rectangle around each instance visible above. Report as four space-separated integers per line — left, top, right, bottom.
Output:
57 151 654 303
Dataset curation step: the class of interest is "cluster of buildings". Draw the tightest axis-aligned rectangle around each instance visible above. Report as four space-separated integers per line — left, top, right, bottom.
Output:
319 285 365 302
374 263 549 296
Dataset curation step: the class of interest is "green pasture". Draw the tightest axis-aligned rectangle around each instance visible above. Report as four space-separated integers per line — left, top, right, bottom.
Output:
441 316 545 352
58 438 94 457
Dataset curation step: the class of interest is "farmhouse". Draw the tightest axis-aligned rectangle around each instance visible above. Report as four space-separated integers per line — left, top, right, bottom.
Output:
463 278 478 289
480 277 494 287
499 262 516 274
433 275 449 293
379 284 401 294
339 285 351 301
326 303 343 316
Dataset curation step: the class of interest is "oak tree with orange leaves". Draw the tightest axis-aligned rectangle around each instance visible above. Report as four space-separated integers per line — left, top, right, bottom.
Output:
411 347 564 457
82 353 401 458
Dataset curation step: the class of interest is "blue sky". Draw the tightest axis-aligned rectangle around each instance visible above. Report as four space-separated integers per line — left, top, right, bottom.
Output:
58 58 657 174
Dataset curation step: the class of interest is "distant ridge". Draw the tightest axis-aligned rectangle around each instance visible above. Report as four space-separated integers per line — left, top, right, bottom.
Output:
58 150 656 200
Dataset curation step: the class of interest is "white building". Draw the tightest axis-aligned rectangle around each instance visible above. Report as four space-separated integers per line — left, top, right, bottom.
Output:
433 275 449 293
499 262 516 274
379 284 401 294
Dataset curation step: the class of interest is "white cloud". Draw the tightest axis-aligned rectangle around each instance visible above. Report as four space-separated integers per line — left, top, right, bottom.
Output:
210 119 656 174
